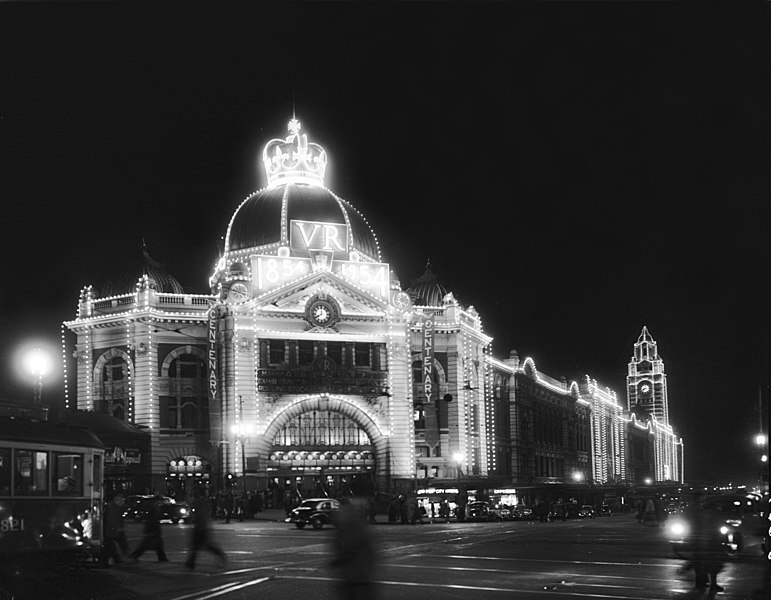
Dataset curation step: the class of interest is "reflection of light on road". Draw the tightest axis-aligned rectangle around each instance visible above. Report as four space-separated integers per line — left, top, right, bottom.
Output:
167 578 270 600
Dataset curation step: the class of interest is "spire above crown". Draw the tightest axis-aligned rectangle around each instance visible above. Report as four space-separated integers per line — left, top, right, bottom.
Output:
262 118 328 188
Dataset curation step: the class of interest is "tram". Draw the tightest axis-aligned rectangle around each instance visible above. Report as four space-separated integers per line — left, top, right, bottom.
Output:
0 417 105 564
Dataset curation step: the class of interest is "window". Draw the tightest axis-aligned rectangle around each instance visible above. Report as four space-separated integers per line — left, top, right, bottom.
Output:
326 341 344 367
269 340 285 364
0 448 10 495
103 356 126 382
298 340 314 366
53 452 83 496
15 450 48 495
354 343 370 367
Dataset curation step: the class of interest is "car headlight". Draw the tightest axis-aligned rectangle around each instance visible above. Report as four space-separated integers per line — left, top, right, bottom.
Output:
669 522 687 537
720 526 729 535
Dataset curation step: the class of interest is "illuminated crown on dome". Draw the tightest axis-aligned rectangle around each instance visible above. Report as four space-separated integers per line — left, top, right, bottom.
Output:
262 118 328 188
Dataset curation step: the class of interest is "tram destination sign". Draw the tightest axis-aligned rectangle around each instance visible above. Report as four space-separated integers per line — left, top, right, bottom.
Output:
257 368 388 395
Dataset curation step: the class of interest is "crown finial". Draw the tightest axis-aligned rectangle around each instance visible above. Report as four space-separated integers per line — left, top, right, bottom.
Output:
262 118 327 188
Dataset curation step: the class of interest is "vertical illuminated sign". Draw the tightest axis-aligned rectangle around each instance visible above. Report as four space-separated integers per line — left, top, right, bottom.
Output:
208 305 219 402
422 314 434 400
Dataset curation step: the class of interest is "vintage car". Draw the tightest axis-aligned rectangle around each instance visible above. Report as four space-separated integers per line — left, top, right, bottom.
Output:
578 504 596 519
466 501 495 522
510 505 534 520
285 498 341 529
122 495 193 524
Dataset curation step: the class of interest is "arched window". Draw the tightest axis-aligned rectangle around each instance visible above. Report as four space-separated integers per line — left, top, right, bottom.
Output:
97 351 130 420
160 351 208 431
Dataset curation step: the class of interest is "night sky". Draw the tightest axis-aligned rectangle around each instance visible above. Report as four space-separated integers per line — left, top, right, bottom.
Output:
1 3 767 486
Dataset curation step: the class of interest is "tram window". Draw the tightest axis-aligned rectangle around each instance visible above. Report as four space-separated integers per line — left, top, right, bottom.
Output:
93 453 102 493
53 452 83 496
0 447 10 495
15 450 48 495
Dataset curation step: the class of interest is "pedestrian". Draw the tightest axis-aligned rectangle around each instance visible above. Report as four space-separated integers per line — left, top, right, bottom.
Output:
129 495 169 562
331 496 379 600
222 490 234 524
439 499 450 523
185 491 227 571
101 492 128 566
690 499 726 592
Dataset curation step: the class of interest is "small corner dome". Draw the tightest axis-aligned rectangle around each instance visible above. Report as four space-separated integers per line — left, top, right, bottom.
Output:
407 261 450 307
223 118 380 263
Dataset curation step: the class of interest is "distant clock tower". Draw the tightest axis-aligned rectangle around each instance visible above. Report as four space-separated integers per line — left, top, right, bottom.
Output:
626 326 669 425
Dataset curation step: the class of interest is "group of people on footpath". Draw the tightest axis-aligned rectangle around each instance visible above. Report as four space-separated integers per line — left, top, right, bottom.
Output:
100 491 227 571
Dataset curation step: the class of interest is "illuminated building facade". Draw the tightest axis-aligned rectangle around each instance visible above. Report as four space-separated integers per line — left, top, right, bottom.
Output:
62 119 683 497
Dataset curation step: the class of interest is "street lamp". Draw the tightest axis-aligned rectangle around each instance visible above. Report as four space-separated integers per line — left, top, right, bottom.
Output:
24 347 52 404
756 434 767 492
231 422 255 501
453 452 465 522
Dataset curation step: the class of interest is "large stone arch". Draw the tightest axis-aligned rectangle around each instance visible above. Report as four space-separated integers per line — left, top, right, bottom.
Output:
252 395 388 466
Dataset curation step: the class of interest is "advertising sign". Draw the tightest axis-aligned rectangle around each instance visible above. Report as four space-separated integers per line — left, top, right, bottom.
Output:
422 313 434 400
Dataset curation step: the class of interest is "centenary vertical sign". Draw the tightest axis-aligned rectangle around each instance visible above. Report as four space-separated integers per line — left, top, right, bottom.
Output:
422 313 434 400
208 304 218 402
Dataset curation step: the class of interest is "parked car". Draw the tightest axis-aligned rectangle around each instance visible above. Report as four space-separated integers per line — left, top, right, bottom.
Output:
466 501 495 522
285 498 341 529
489 505 512 521
578 504 596 519
122 494 194 524
599 504 612 516
510 505 534 520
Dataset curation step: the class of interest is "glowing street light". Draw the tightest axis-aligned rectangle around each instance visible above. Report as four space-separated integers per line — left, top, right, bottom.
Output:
231 421 255 499
24 347 52 404
572 471 583 483
453 452 465 522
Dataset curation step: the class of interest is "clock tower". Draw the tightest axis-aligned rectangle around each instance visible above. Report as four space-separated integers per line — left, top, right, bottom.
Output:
626 326 669 425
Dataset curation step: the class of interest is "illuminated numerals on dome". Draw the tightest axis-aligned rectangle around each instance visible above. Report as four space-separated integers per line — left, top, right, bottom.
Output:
335 261 389 299
253 256 312 292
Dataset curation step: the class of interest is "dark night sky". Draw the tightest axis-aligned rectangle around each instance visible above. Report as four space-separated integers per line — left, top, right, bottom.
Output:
0 3 767 485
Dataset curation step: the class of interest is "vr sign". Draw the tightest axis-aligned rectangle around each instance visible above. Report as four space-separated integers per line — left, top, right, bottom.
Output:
290 220 349 260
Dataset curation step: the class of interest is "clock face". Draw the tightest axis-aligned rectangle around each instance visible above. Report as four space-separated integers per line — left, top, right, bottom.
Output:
392 291 412 311
639 381 652 396
312 304 331 324
306 297 338 328
228 282 249 302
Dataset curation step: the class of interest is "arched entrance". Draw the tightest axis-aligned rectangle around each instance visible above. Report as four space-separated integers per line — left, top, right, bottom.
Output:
254 396 387 501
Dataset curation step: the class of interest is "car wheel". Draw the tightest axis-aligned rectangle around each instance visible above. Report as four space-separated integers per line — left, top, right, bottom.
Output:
311 516 324 530
295 522 306 529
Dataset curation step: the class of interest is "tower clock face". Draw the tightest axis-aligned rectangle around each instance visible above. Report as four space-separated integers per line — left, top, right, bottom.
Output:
638 381 653 397
312 304 331 324
227 282 249 303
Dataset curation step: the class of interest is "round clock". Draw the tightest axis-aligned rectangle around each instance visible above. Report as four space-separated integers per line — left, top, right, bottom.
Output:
392 291 412 311
639 381 652 396
306 296 339 328
227 282 249 302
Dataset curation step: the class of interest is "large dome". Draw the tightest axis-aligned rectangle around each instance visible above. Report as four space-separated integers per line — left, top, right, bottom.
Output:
225 184 380 261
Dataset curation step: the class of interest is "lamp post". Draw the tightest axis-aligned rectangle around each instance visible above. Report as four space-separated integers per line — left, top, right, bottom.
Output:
453 452 465 522
756 433 767 493
231 422 254 502
25 347 52 404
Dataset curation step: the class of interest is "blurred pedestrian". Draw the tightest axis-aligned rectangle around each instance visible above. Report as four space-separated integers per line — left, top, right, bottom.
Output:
129 495 169 562
185 491 227 570
332 496 379 600
101 492 128 567
691 499 727 591
222 490 234 524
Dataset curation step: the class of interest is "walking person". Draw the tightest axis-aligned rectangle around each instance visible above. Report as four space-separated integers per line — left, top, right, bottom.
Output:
185 490 227 571
222 490 234 524
101 492 128 567
332 496 380 600
129 495 169 562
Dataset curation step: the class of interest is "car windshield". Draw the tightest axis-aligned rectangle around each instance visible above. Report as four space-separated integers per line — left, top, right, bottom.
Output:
298 500 319 508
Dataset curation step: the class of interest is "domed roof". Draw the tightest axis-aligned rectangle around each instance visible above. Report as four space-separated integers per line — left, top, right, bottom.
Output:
226 184 380 261
99 242 185 296
221 118 380 263
407 261 449 306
